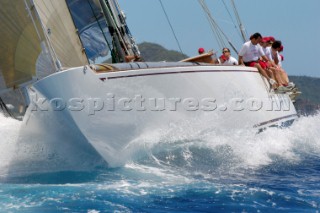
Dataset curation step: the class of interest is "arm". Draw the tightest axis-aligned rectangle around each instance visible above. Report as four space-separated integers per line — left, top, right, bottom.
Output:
261 55 269 62
273 53 279 65
238 44 246 66
238 55 245 66
125 54 141 62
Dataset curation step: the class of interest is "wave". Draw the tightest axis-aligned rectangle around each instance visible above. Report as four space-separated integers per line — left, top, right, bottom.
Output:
0 113 22 176
125 113 320 175
0 112 319 179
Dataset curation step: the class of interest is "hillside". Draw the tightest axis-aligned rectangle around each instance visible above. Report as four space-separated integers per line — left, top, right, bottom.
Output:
289 76 320 103
289 76 320 115
138 42 189 62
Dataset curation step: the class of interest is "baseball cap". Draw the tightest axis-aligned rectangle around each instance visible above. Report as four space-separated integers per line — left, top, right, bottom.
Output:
268 36 275 43
198 47 205 54
261 37 269 43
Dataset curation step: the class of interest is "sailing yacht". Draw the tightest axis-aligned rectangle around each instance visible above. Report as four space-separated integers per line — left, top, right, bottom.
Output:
0 0 297 168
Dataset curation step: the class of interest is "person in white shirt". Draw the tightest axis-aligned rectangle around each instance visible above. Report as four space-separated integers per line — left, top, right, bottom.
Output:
220 48 238 65
238 32 277 87
271 42 295 89
266 39 294 90
260 37 273 60
259 37 286 87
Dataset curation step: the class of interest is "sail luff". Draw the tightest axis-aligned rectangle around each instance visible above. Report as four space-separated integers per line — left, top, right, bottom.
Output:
33 0 89 68
0 0 43 91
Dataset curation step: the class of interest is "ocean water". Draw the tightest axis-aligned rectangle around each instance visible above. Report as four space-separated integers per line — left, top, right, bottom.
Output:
0 113 320 212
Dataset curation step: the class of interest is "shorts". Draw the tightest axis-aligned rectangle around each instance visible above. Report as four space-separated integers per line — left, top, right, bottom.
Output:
244 60 269 69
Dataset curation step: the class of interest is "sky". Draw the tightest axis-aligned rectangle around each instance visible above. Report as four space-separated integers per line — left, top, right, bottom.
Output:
118 0 320 78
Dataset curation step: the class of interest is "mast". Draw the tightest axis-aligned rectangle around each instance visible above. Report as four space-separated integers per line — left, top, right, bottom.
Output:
99 0 140 63
99 0 126 62
108 0 140 57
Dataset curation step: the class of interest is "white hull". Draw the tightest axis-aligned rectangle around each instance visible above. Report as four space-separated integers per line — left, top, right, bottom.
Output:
21 63 297 167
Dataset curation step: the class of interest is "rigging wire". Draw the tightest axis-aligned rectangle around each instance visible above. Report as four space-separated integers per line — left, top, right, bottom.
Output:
221 0 236 28
230 0 247 42
198 0 239 54
86 0 113 56
0 97 12 118
31 0 62 71
199 0 225 48
221 0 243 40
198 0 222 48
158 0 184 55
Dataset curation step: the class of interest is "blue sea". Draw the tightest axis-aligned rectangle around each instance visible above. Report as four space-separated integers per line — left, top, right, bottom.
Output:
0 113 320 212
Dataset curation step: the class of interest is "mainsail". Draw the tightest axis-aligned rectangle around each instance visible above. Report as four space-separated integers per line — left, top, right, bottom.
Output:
0 0 45 92
0 0 139 96
0 0 89 94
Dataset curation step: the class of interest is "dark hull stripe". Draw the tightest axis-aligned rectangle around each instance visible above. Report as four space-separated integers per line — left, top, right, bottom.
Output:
253 114 298 128
107 69 258 80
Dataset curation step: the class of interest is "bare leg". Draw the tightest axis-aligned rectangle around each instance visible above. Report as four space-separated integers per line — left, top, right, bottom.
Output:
254 64 277 88
254 63 269 79
270 67 285 86
280 68 289 84
266 68 275 81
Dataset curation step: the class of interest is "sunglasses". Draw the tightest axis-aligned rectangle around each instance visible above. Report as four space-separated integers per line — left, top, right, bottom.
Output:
222 51 229 53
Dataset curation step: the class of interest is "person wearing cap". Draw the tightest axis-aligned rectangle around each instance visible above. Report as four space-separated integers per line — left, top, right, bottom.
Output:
259 37 273 66
268 36 275 43
272 42 295 89
265 38 292 88
260 38 282 82
220 48 238 65
263 36 275 50
260 39 291 92
261 37 272 54
238 32 277 88
198 47 205 54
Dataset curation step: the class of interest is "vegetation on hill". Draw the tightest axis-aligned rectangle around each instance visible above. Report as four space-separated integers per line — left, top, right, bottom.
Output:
289 76 320 115
289 76 320 103
138 42 189 62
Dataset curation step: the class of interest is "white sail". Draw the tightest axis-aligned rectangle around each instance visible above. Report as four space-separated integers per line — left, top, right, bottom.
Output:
33 0 89 68
0 0 45 91
0 0 90 93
